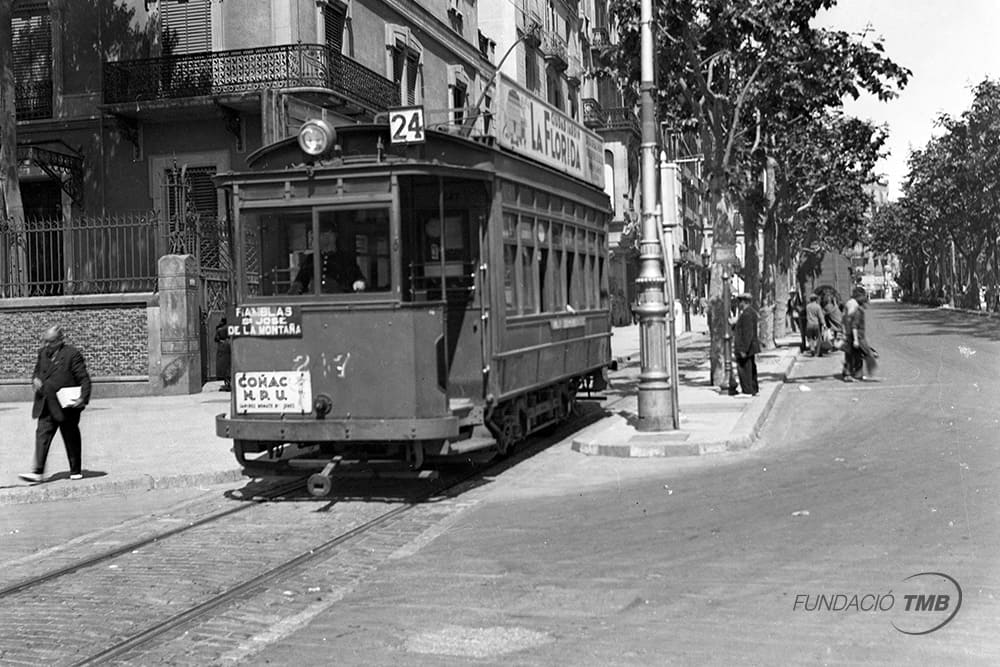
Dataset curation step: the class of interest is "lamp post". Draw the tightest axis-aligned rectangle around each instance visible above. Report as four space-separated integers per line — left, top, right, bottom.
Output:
634 0 674 430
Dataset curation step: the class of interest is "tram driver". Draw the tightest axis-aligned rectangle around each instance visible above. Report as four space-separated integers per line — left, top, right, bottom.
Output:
289 227 366 294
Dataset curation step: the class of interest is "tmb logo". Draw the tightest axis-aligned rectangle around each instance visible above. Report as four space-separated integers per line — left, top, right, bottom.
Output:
891 572 963 635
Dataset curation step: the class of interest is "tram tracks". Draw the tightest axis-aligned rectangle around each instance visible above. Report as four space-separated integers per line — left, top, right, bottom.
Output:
0 414 597 666
0 464 488 666
0 478 309 600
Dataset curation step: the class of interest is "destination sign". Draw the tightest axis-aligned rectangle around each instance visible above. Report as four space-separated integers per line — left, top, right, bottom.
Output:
235 370 312 414
228 305 302 338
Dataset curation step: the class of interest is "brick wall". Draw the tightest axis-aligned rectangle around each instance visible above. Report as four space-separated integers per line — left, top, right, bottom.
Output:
0 296 154 380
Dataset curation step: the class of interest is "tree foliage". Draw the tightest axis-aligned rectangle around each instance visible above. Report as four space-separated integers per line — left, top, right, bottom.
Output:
602 0 908 383
884 78 1000 305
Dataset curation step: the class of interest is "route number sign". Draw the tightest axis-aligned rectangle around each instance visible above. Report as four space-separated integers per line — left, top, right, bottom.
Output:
389 106 425 144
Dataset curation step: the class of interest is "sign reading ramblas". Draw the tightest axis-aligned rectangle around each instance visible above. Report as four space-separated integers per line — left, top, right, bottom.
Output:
229 305 302 338
496 74 605 190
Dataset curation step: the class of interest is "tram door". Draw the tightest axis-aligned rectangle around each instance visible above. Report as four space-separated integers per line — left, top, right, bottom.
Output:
400 176 489 402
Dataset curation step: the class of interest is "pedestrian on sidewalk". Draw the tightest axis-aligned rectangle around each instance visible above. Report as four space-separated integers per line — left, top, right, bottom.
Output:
732 293 760 396
804 294 825 357
786 289 802 333
19 325 92 483
215 316 232 392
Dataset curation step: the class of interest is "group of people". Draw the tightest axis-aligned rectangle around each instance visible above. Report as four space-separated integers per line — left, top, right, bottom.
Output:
787 286 878 381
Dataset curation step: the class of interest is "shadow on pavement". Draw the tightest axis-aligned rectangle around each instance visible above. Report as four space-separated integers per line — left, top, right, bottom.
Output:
875 304 1000 342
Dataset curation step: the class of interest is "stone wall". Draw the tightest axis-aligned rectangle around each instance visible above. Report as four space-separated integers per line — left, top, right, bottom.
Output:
0 254 204 401
0 294 158 401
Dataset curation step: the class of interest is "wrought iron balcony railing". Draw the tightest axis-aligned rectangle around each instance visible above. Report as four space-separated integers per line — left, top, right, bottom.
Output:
540 30 568 70
103 43 399 113
591 28 610 50
603 107 640 134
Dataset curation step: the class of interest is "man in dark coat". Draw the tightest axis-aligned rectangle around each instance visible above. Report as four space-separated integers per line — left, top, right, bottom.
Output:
732 292 761 396
289 228 365 294
19 326 92 483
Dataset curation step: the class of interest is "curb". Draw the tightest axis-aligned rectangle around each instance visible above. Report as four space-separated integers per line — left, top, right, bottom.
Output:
571 348 798 458
0 468 246 506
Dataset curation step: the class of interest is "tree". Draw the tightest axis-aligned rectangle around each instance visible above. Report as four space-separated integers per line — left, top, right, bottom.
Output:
889 79 1000 308
603 0 908 385
0 0 28 296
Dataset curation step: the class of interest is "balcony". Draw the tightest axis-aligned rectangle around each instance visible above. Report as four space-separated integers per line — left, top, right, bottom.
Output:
582 99 640 136
103 43 399 116
591 27 610 51
540 30 568 71
582 98 604 129
15 79 52 120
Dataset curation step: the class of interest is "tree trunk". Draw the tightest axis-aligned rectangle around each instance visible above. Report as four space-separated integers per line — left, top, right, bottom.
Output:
760 209 778 348
0 1 28 297
707 172 740 388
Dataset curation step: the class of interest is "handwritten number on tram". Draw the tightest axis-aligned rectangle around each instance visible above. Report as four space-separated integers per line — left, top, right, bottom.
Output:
390 107 425 144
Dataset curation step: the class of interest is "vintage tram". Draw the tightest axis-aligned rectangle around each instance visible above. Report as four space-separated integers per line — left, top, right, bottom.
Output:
215 108 612 494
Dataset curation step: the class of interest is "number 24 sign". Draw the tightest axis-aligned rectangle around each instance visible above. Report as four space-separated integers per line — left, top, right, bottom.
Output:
389 106 425 144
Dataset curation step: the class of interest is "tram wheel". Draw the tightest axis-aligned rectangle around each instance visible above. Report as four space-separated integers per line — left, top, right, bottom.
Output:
493 401 525 457
306 473 333 497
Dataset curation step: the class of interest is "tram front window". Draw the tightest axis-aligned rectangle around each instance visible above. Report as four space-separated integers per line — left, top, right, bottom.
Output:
247 208 390 297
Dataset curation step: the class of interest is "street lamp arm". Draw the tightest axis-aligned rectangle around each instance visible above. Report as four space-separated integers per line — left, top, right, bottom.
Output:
461 22 542 138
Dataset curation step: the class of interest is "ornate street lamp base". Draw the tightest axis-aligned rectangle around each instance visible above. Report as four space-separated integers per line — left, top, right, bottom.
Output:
636 387 675 431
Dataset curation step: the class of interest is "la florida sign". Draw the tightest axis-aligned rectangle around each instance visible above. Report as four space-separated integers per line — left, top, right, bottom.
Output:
496 74 605 190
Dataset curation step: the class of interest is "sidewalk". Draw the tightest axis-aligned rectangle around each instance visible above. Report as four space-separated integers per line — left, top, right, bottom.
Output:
572 315 801 457
0 315 801 504
0 389 242 505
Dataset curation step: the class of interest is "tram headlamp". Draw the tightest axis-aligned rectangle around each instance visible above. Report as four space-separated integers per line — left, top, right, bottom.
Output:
298 119 337 157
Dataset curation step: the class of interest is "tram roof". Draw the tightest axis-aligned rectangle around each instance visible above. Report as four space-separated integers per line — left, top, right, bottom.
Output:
216 123 611 209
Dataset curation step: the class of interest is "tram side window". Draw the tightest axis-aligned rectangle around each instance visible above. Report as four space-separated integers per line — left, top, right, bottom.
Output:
247 210 311 297
503 213 517 313
518 217 537 314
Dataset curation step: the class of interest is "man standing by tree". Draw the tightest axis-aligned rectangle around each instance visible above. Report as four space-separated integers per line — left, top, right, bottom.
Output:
732 293 760 396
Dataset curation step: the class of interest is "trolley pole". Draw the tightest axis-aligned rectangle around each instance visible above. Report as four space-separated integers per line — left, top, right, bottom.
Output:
634 0 675 431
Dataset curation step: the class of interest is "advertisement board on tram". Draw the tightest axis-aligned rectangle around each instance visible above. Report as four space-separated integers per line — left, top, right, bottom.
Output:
494 74 605 191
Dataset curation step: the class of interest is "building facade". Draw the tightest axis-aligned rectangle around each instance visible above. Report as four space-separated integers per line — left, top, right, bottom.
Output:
3 0 640 394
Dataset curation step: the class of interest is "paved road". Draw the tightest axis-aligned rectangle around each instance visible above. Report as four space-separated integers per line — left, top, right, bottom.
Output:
245 302 999 665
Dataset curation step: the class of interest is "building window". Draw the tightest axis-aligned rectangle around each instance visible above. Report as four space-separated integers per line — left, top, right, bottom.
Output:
524 46 540 93
386 25 423 106
448 66 469 128
323 1 347 54
12 0 52 120
546 70 563 111
161 0 210 55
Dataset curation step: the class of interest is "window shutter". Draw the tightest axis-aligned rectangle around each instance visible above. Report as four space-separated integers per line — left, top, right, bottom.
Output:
162 0 211 54
12 1 52 114
324 3 346 54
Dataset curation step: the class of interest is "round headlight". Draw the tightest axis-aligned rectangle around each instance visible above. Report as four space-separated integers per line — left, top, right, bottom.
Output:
298 119 336 156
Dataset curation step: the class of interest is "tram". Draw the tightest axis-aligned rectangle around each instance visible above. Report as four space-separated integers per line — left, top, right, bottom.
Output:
215 101 613 494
